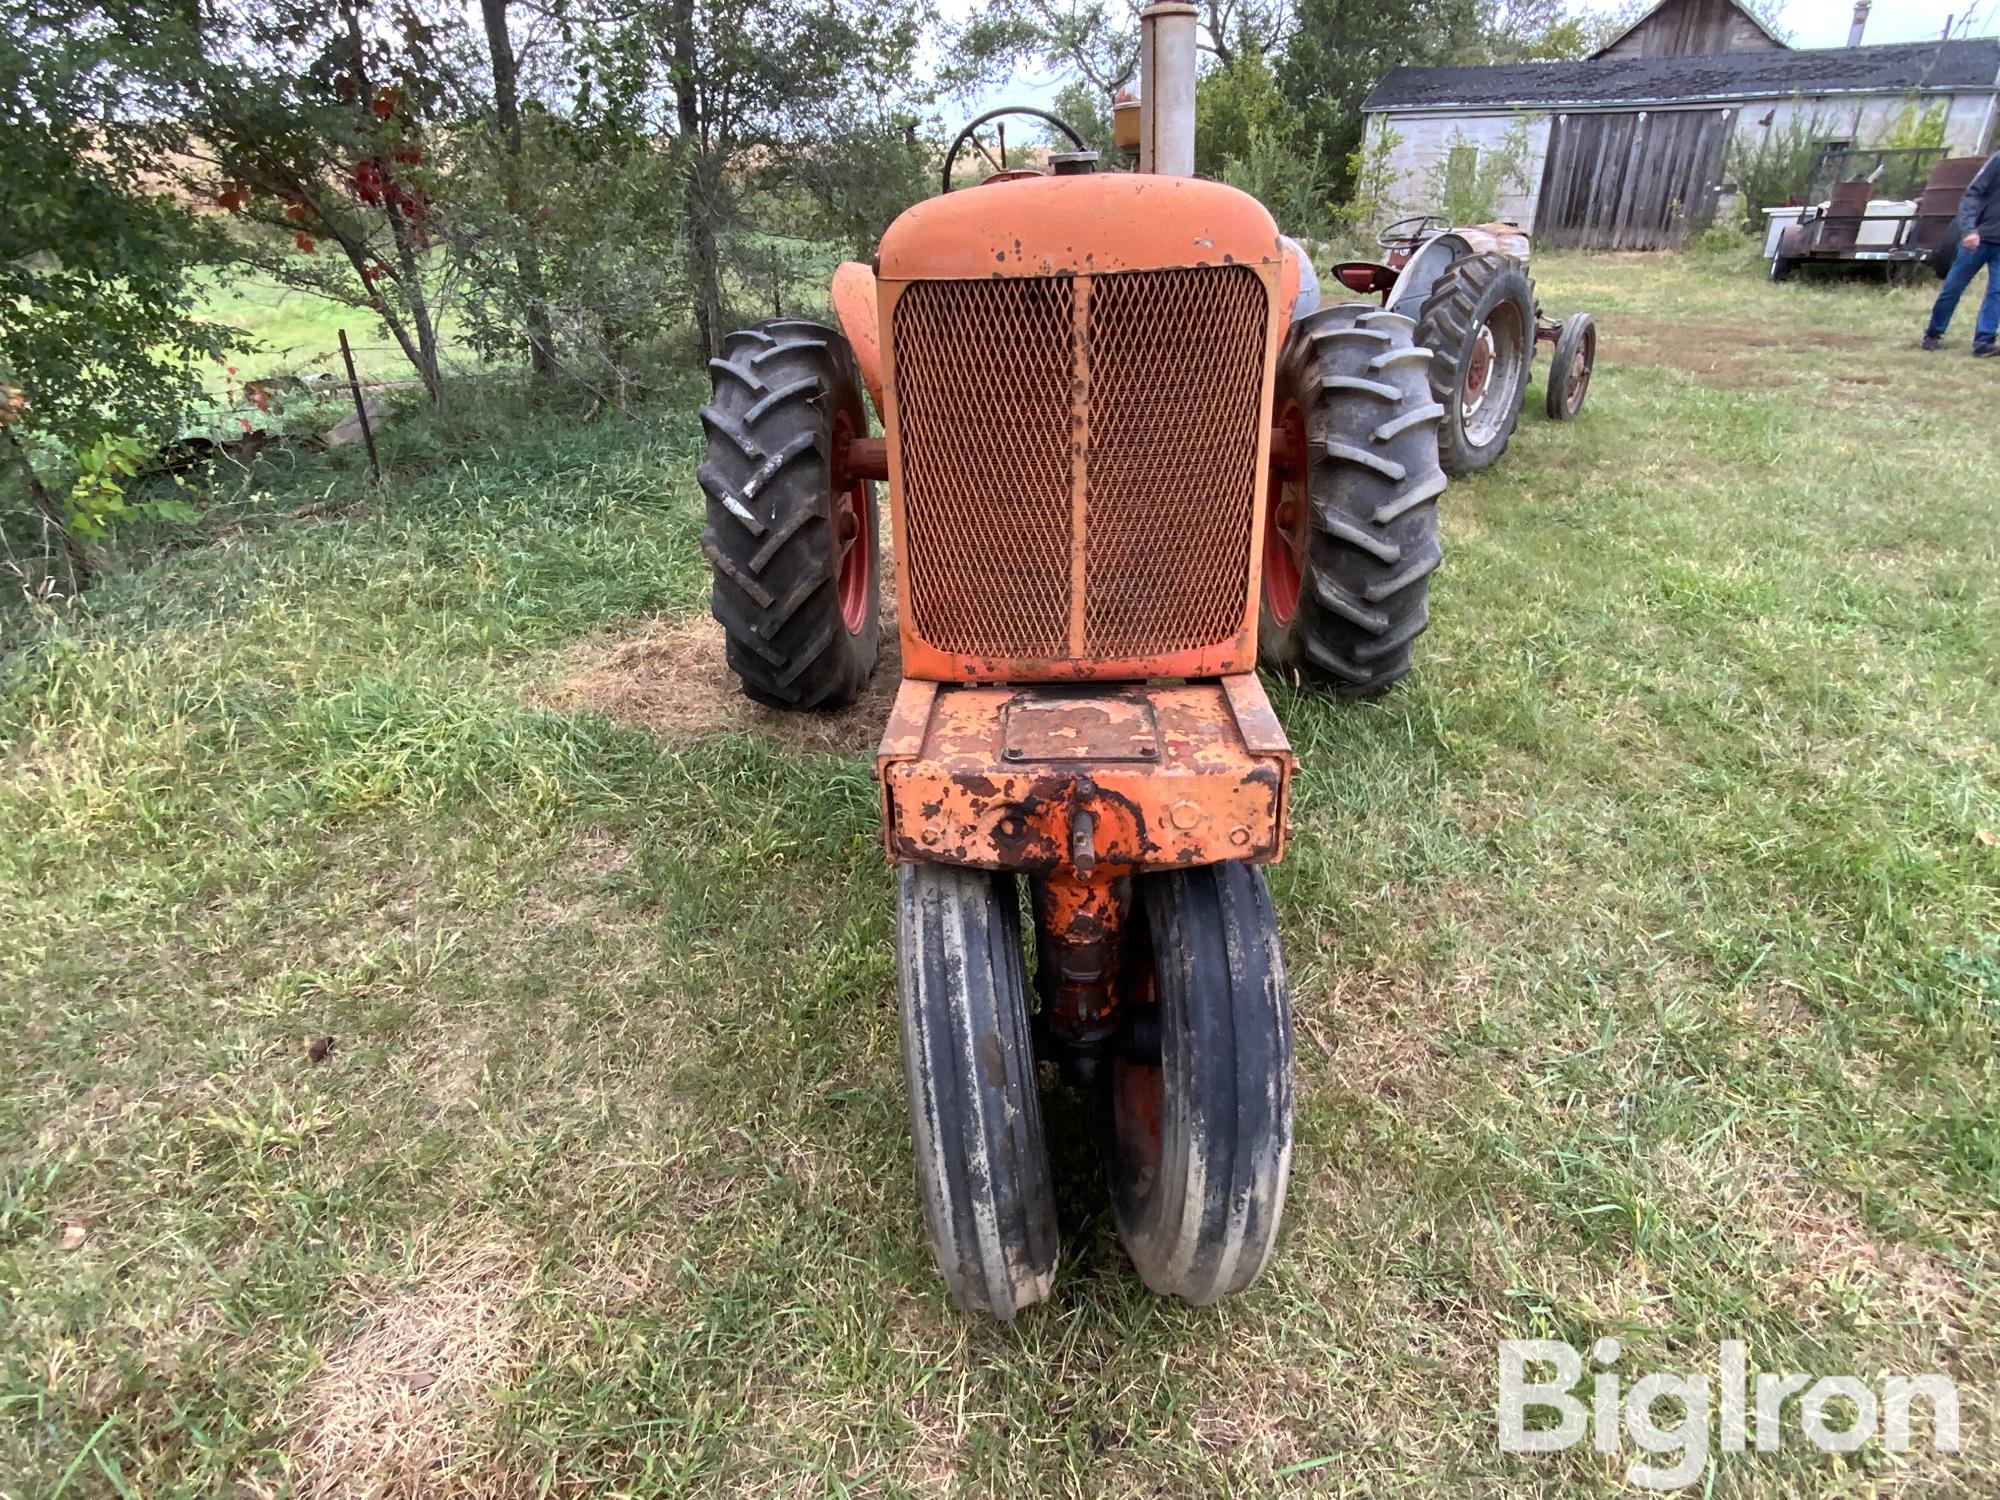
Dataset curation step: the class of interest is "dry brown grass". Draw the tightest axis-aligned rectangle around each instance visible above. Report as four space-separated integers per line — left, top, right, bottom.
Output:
1603 316 1877 390
291 1241 530 1500
542 610 900 758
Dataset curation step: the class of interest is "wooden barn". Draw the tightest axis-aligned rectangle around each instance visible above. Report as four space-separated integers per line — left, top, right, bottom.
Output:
1359 0 2000 250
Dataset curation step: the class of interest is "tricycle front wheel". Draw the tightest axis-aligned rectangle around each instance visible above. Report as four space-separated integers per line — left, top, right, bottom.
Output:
896 863 1057 1319
1103 862 1294 1305
1545 312 1596 422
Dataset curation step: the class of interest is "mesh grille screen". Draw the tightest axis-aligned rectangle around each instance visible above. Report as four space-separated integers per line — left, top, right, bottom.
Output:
892 265 1267 662
893 277 1075 658
1082 267 1266 657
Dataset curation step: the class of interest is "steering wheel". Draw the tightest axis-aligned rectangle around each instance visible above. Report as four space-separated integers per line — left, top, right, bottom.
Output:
942 107 1088 194
1378 214 1453 249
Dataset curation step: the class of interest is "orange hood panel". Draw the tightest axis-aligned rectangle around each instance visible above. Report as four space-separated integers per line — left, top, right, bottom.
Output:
877 173 1286 281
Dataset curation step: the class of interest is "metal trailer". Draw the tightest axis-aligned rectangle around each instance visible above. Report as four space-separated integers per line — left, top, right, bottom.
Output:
1768 150 1983 284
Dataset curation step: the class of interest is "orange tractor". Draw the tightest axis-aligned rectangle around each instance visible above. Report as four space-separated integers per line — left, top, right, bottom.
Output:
698 3 1445 1314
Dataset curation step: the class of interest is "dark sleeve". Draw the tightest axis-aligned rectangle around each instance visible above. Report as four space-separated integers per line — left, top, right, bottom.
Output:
1958 155 2000 235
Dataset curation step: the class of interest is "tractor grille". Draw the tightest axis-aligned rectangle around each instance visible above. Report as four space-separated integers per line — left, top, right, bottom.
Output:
892 265 1268 664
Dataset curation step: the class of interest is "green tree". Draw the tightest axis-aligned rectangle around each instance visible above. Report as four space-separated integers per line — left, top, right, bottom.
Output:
1470 0 1601 62
1046 77 1123 161
1277 0 1482 200
1194 48 1302 179
618 0 927 356
167 0 466 403
0 7 236 589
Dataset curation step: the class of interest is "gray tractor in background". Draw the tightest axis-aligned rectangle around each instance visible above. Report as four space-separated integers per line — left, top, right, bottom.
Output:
1330 217 1598 475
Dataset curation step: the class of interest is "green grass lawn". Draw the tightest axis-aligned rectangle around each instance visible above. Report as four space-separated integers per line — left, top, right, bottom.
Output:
197 274 434 387
3 251 1996 1496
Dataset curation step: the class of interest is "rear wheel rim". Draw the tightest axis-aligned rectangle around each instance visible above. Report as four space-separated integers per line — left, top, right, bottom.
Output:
1463 307 1525 447
832 412 872 636
1262 400 1309 627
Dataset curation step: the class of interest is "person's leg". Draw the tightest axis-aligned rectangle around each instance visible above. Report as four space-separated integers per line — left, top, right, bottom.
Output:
1974 244 2000 351
1928 241 1985 338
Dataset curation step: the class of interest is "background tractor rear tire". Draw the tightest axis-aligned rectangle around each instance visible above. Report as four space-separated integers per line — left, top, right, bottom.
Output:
1104 862 1293 1306
897 864 1058 1319
1544 312 1596 422
700 318 879 710
1258 303 1446 697
1416 252 1535 475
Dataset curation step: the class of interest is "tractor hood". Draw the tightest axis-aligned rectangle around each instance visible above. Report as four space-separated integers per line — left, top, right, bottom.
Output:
876 173 1288 281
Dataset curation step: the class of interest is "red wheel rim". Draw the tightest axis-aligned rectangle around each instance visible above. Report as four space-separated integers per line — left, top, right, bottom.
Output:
1110 925 1164 1198
1263 399 1309 627
1566 326 1595 415
832 412 872 636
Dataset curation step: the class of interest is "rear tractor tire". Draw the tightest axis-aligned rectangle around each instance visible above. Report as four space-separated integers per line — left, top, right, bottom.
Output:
1103 862 1294 1305
1258 303 1446 697
896 864 1059 1319
1415 251 1536 475
700 318 880 710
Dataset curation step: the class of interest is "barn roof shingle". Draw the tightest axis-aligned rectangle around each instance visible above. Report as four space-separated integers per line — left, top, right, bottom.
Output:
1365 39 2000 114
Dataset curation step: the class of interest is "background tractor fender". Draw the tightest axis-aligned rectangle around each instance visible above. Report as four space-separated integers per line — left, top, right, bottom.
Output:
832 261 884 414
1455 221 1532 263
1383 232 1471 317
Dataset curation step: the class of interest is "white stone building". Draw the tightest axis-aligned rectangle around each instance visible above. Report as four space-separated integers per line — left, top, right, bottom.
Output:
1357 0 2000 248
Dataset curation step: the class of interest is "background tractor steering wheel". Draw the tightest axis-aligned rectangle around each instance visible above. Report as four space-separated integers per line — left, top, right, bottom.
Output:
941 107 1087 194
1378 214 1453 248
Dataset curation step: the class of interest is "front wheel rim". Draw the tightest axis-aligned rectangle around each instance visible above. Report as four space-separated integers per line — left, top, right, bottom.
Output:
1566 327 1595 415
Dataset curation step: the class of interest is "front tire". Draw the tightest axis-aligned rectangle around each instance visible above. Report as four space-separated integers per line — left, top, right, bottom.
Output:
897 864 1058 1319
1416 252 1535 475
1104 862 1293 1305
1544 312 1596 422
700 318 879 710
1258 303 1446 697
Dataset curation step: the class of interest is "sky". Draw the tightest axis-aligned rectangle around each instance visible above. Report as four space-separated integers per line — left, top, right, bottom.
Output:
952 0 2000 119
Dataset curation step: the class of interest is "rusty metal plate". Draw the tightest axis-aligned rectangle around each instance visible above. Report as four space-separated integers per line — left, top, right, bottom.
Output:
875 674 1292 872
1001 695 1159 764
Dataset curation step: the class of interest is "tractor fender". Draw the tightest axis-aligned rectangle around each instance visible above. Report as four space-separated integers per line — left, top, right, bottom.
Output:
1383 232 1472 317
1456 221 1532 263
832 260 885 415
1279 235 1318 322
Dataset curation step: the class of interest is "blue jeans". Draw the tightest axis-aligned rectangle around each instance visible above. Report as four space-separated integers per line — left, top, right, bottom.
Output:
1927 239 2000 347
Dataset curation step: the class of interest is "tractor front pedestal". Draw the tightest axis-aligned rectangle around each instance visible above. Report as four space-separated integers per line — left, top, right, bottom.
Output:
880 676 1296 1313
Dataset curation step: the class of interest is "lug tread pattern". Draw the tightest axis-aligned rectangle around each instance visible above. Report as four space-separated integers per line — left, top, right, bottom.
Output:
1414 251 1537 476
1258 302 1446 697
700 317 879 710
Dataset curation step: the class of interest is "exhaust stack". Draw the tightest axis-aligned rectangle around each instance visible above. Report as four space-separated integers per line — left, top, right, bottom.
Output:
1848 0 1870 46
1138 1 1198 176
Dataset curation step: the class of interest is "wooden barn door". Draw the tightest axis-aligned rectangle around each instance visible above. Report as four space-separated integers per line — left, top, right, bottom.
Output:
1535 108 1736 250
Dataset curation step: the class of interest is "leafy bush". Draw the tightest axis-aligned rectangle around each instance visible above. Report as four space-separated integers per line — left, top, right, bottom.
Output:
1221 129 1337 243
1726 112 1829 229
1420 121 1536 224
